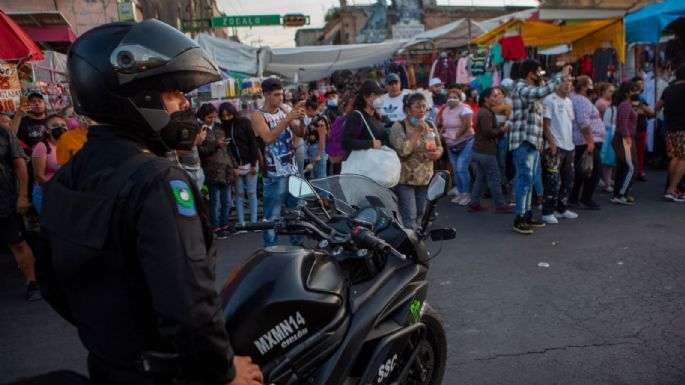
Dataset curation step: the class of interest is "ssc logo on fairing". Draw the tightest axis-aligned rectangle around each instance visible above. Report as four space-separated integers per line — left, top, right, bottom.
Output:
376 354 398 383
254 311 308 355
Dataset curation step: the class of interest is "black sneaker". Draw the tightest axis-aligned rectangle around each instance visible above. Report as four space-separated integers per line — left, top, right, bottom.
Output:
26 281 42 302
524 213 546 228
213 229 228 240
579 200 601 210
513 215 533 235
636 175 647 182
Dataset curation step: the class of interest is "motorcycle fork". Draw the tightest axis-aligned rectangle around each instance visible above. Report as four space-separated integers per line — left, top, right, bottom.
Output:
389 323 426 385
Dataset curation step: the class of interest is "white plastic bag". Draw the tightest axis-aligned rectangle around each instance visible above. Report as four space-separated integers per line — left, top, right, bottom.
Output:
341 111 401 188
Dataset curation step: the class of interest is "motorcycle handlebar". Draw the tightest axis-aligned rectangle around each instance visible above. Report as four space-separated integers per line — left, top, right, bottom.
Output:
351 227 390 254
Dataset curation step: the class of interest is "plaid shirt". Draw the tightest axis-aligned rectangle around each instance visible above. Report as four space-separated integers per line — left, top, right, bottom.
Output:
509 74 562 151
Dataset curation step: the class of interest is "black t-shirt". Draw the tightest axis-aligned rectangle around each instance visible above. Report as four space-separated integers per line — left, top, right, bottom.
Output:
0 128 25 217
661 82 685 132
17 115 47 150
342 110 388 151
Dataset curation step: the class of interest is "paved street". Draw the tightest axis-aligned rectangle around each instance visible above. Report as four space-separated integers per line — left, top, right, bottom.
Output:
1 171 684 385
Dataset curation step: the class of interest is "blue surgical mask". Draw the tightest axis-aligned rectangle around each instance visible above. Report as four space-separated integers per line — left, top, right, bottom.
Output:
327 99 338 107
440 89 447 96
410 117 422 126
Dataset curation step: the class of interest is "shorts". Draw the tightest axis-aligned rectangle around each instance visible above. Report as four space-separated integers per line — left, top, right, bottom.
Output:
666 131 685 159
0 212 25 246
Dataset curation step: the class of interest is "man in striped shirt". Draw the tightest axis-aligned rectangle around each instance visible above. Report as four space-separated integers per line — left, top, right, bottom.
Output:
510 60 572 235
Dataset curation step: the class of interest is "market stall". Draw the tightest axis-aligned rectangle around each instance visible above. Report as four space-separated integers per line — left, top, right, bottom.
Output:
0 9 44 113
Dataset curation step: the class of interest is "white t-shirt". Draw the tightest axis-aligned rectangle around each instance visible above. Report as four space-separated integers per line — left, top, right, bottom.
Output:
543 93 575 151
381 91 408 123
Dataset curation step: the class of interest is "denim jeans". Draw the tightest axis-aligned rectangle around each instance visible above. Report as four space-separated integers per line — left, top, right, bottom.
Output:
295 144 306 176
512 142 540 216
262 175 300 247
208 184 232 229
235 172 259 225
471 152 506 207
32 184 43 215
306 143 328 180
497 134 509 184
395 184 427 230
446 137 474 194
533 157 543 197
542 148 575 216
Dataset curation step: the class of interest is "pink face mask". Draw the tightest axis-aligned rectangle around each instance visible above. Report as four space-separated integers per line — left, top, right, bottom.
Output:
67 118 80 129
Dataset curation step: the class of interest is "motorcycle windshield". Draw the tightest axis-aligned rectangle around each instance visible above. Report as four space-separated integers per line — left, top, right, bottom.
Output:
309 175 400 219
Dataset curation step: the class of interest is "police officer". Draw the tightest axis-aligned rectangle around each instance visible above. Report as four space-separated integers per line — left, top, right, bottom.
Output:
35 20 263 385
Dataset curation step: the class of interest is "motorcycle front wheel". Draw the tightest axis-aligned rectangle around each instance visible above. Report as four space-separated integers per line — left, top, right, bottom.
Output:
403 304 447 385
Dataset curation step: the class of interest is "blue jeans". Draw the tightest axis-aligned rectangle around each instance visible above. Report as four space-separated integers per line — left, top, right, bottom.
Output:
307 143 328 179
32 184 43 214
395 184 427 230
533 156 543 197
512 142 540 216
208 184 232 230
446 137 474 194
497 134 509 184
295 144 306 176
471 152 506 207
235 172 259 225
262 175 300 247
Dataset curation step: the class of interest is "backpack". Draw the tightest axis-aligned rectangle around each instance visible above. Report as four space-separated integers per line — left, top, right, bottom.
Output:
326 113 363 163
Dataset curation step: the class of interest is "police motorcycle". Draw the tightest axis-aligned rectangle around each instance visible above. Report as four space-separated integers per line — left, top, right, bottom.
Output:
223 171 456 385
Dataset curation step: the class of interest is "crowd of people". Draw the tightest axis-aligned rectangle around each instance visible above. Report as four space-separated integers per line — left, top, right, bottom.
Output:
3 60 685 300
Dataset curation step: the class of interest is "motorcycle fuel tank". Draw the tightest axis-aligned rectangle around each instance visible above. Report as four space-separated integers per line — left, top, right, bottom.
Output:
219 246 347 373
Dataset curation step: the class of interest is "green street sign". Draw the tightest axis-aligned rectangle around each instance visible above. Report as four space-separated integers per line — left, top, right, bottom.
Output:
211 15 281 28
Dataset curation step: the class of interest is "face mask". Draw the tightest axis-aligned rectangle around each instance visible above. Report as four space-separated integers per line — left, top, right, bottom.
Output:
630 94 640 102
447 98 459 108
587 88 595 95
160 109 200 151
532 75 542 86
327 99 338 107
51 127 66 140
440 89 447 96
67 118 80 129
372 97 384 110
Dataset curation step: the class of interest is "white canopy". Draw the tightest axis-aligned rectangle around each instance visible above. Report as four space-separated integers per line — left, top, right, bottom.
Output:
195 33 270 76
267 40 408 82
405 18 488 49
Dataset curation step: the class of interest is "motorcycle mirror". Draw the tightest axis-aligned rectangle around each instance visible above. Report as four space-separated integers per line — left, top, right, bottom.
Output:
430 228 457 241
288 176 317 198
426 171 450 202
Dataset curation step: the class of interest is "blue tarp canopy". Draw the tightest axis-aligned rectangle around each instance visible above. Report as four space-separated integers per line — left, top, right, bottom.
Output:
625 0 685 44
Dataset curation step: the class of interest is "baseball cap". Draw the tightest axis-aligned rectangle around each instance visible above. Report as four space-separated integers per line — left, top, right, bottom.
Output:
429 78 443 87
26 91 44 100
358 80 386 96
261 77 283 93
385 73 401 84
500 78 514 90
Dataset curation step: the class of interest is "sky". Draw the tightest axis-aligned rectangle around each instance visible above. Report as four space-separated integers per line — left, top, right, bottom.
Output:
217 0 540 48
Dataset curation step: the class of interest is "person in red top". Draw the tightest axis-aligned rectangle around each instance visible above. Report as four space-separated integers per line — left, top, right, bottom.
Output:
611 81 639 205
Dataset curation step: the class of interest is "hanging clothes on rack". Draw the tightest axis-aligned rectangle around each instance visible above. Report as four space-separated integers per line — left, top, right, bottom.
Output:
431 54 457 85
592 48 617 83
456 56 471 84
469 47 488 77
499 36 526 61
580 55 594 77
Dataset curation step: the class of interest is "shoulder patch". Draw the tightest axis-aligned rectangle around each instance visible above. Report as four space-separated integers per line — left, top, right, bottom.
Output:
169 179 197 217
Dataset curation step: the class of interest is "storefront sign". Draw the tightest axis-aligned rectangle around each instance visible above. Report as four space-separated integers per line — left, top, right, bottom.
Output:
392 22 425 40
0 63 21 113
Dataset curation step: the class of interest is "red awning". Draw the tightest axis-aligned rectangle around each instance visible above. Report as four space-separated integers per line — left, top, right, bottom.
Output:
0 10 44 61
22 26 77 43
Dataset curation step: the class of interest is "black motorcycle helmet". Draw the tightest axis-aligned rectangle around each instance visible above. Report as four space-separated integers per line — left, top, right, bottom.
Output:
67 19 220 149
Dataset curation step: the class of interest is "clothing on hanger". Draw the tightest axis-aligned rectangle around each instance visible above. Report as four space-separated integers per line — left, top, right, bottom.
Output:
499 36 526 61
593 48 617 82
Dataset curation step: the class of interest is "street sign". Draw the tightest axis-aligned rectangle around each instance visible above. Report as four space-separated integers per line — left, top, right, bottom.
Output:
283 14 310 27
211 15 281 28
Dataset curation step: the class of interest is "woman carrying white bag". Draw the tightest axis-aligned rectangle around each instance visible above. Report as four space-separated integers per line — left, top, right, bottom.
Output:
341 80 401 188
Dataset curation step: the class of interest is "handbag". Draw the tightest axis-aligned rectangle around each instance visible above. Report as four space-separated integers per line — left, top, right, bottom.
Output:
579 151 594 178
341 111 401 188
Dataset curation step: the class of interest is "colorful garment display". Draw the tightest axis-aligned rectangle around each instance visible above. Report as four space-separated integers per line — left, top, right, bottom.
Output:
499 36 527 61
431 56 457 85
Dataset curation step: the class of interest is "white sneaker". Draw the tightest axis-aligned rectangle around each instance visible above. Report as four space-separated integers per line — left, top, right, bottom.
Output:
542 214 558 224
457 194 470 206
554 210 578 219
